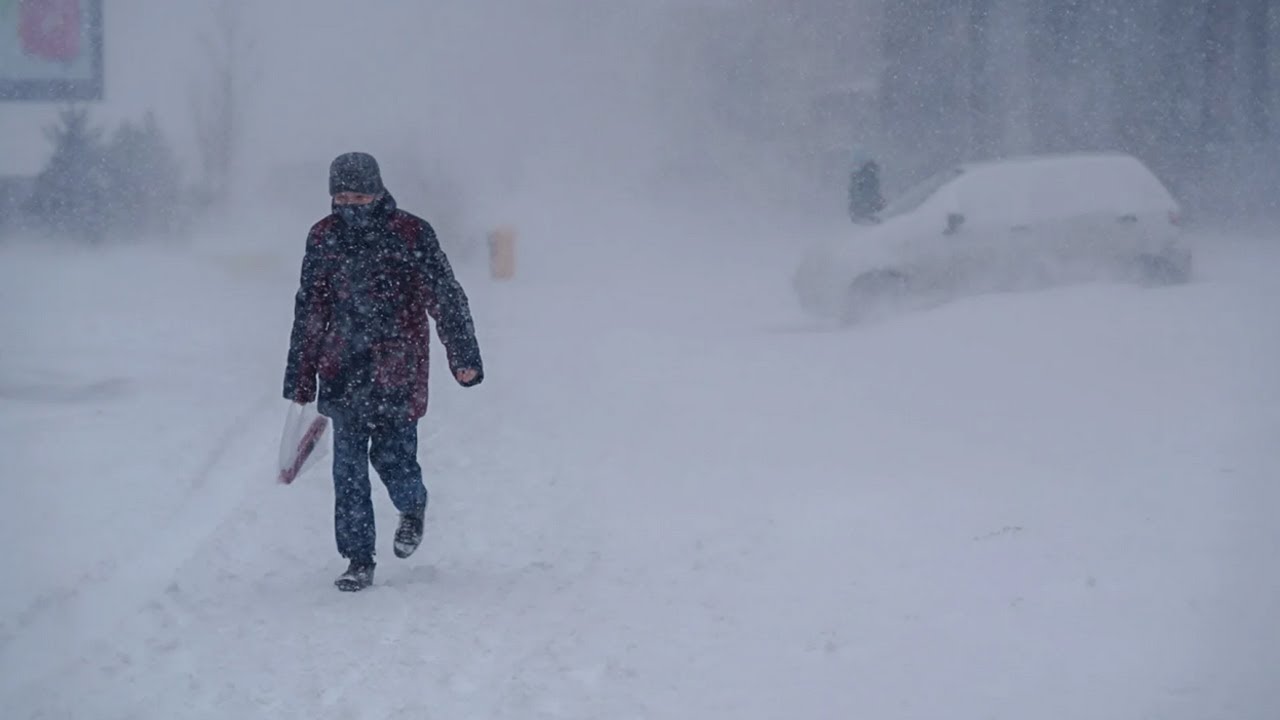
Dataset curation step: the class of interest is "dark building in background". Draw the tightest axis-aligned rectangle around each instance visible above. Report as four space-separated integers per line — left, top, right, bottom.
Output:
879 0 1278 218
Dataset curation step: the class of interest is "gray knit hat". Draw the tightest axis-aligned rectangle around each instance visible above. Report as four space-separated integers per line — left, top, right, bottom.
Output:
329 152 385 195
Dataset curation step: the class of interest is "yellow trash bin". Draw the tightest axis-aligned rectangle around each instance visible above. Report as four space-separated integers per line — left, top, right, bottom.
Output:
488 226 517 280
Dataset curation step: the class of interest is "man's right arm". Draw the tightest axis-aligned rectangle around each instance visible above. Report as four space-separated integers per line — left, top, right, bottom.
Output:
283 230 330 403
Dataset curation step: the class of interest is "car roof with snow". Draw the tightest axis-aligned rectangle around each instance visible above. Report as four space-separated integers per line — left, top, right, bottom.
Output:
881 151 1179 225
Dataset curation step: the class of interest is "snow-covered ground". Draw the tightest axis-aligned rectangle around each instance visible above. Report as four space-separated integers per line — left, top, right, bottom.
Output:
2 204 1278 719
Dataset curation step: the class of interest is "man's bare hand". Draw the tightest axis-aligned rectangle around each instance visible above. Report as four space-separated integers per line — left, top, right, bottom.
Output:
454 368 480 385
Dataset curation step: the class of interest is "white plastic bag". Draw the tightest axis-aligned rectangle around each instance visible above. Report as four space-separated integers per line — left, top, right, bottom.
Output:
277 402 330 484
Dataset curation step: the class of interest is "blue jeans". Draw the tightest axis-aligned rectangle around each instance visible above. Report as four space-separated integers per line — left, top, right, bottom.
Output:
331 414 427 561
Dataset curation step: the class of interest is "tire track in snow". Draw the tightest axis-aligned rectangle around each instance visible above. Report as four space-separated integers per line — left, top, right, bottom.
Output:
0 392 281 697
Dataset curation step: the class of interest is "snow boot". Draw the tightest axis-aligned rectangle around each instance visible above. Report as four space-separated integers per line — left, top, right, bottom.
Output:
393 510 424 559
335 558 375 592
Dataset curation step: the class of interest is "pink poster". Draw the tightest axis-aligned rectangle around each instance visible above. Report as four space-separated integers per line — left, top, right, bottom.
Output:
19 0 80 63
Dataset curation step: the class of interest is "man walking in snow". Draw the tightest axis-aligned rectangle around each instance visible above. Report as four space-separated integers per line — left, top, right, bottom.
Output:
283 151 484 592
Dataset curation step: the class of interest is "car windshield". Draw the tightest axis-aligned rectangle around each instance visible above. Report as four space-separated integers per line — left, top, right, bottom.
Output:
877 166 964 221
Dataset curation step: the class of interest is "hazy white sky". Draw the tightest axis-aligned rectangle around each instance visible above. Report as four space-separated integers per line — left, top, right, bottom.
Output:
1 0 891 227
2 2 698 190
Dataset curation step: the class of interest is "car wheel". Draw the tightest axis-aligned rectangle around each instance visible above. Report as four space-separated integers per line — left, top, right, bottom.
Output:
840 268 911 324
1134 251 1191 286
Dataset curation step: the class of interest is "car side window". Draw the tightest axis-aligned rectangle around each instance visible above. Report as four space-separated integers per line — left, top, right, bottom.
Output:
878 167 964 221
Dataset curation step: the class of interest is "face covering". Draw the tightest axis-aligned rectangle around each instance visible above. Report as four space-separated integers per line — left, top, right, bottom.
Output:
336 202 378 229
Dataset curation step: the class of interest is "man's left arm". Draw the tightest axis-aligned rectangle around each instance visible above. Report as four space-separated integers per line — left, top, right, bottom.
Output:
420 223 483 386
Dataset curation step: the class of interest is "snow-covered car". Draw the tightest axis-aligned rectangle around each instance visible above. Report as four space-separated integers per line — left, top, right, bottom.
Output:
793 151 1192 323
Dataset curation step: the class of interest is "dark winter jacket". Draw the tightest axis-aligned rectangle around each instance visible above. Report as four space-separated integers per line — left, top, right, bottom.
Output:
283 192 482 421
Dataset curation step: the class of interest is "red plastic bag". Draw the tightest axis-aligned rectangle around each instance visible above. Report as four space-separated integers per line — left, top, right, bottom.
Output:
277 402 330 484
